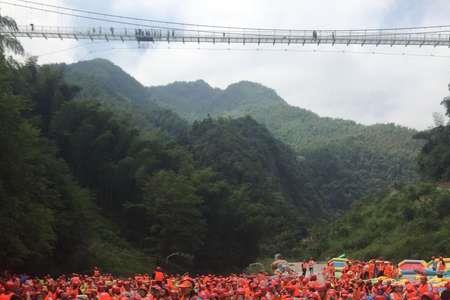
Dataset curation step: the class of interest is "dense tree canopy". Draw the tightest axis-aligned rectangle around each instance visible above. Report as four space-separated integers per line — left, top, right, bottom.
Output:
302 90 450 261
1 51 326 274
304 183 450 260
0 15 24 55
415 96 450 181
146 79 421 210
0 57 153 275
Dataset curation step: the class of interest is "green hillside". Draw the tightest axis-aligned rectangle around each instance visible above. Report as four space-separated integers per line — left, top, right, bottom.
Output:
59 59 188 139
305 182 450 260
147 80 416 151
303 97 450 260
189 116 325 216
148 80 421 209
60 59 421 210
63 58 148 104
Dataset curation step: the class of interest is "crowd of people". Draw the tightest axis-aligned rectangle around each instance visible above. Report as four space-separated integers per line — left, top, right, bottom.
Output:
323 260 400 280
0 259 448 300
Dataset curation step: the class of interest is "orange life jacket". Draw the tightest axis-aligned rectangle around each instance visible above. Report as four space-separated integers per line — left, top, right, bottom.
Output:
99 291 112 300
368 263 375 278
44 291 58 300
154 271 164 282
384 265 393 278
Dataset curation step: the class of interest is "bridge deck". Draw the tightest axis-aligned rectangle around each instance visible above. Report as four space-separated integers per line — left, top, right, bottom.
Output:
3 25 450 47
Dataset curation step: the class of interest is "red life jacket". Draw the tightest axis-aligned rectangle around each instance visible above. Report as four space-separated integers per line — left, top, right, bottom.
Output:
438 262 446 272
0 293 14 300
44 291 58 300
374 294 387 300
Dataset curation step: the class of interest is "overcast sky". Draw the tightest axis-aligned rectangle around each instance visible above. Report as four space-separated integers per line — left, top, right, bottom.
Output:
2 0 450 129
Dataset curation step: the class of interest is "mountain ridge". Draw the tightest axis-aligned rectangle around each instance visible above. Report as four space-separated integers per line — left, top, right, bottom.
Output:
66 59 415 132
149 78 416 129
61 58 421 210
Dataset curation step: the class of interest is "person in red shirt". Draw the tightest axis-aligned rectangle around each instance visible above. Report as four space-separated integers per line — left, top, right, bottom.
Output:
93 267 101 278
390 284 404 300
351 280 364 300
373 288 389 300
153 267 165 286
384 263 393 278
0 281 20 300
403 282 418 300
325 287 337 300
43 284 59 300
377 261 385 277
324 263 335 280
417 276 433 296
437 257 446 276
368 261 376 279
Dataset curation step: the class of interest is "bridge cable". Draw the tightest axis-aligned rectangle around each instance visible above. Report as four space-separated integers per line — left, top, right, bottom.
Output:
4 0 450 34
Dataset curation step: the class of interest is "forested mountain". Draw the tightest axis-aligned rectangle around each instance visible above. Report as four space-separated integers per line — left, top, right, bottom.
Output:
63 58 148 104
188 117 323 270
148 80 422 209
302 98 450 260
189 116 324 216
60 59 188 139
147 79 416 151
59 59 422 210
1 54 327 274
0 57 152 275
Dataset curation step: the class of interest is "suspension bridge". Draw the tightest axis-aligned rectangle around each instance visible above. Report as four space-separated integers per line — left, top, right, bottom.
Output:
4 24 450 47
1 0 450 48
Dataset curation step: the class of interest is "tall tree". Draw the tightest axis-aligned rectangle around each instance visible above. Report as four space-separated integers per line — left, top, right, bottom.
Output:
415 85 450 181
141 170 206 258
0 15 24 55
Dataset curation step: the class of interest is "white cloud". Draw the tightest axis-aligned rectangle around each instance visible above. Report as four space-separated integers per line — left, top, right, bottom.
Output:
3 0 450 129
